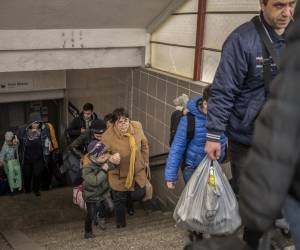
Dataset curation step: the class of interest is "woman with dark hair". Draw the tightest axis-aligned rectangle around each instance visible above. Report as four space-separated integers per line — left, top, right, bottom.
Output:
102 108 149 228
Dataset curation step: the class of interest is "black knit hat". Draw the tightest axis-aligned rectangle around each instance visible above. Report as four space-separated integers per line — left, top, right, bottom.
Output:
91 119 107 134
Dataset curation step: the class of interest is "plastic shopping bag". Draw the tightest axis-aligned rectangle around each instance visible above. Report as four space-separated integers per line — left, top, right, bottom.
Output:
73 185 86 210
173 156 241 235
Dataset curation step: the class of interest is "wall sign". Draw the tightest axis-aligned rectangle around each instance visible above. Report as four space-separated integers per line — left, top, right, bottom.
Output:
0 80 33 92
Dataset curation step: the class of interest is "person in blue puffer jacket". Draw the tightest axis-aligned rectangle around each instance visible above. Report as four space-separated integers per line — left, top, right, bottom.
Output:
165 85 227 188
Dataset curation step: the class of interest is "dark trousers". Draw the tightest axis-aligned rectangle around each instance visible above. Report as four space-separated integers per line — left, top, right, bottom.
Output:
23 158 44 193
41 154 53 190
85 201 106 233
229 140 263 249
85 202 96 233
112 183 145 226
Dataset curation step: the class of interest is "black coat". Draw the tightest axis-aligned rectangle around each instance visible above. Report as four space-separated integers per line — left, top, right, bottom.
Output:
67 112 98 142
239 6 300 233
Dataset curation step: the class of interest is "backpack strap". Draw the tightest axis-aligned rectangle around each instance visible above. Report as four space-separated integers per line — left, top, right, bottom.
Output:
186 113 195 143
252 16 280 97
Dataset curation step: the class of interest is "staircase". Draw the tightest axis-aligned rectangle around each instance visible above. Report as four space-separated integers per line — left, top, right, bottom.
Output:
0 187 186 250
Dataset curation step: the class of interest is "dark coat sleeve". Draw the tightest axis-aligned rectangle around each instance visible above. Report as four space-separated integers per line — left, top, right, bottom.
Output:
69 131 90 159
239 12 300 232
206 32 248 138
67 117 82 138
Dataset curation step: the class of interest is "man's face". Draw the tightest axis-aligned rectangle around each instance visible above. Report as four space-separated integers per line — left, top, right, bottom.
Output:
83 110 93 121
260 0 297 34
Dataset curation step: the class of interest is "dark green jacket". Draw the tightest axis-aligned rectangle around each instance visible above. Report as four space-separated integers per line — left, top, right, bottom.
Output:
70 131 92 159
82 155 110 203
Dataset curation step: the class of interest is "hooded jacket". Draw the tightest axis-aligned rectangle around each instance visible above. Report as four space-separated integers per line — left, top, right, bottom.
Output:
165 96 227 182
82 154 110 203
17 112 51 165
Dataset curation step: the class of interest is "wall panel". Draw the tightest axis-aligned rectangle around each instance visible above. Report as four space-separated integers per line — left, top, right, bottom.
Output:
151 44 194 78
206 0 260 12
204 14 256 50
201 50 221 83
174 0 198 13
152 15 197 46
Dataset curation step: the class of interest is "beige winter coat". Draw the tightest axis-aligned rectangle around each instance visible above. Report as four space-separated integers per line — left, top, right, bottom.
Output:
102 121 149 192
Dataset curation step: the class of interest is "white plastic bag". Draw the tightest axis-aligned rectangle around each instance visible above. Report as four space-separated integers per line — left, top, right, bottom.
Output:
73 185 86 210
173 156 241 235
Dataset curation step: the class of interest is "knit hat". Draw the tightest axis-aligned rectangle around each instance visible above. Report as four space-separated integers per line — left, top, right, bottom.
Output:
87 140 108 158
173 94 189 109
91 119 107 134
5 131 14 142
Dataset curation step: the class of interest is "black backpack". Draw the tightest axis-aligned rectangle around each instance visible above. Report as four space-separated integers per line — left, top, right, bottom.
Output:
169 110 195 146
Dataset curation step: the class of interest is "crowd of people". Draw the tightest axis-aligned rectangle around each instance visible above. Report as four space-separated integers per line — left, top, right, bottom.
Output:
68 104 150 239
0 112 61 196
0 0 299 249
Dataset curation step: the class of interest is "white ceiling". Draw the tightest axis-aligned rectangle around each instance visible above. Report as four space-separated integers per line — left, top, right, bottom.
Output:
0 0 174 29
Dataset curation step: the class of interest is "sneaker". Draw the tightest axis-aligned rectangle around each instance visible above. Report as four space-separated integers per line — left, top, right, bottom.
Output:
84 232 95 239
98 218 106 230
127 207 134 216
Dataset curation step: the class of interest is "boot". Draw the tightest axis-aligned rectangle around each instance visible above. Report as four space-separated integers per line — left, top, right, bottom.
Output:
84 232 95 239
115 209 126 228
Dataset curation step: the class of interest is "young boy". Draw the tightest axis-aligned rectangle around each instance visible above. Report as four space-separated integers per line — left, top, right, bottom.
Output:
165 85 227 188
82 138 120 239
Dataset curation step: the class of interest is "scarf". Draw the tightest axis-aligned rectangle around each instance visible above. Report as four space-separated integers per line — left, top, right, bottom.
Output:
124 133 137 189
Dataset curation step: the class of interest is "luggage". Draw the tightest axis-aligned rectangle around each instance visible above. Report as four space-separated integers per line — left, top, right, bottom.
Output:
7 159 22 192
73 185 86 210
174 156 241 235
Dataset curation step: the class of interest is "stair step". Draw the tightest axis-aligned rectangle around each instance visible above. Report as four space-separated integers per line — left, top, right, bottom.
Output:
1 230 44 250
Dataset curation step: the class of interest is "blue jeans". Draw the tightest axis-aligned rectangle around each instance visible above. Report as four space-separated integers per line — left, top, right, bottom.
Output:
183 166 195 184
284 196 300 250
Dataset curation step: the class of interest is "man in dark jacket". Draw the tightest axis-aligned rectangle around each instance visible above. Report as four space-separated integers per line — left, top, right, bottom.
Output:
239 3 300 249
204 0 297 248
67 103 98 143
69 119 107 159
17 112 51 196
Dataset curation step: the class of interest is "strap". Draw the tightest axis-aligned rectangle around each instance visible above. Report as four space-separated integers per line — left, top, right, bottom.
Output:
252 16 280 68
186 113 195 143
252 16 280 97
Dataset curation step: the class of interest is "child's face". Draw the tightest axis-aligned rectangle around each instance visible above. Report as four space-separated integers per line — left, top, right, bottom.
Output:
94 133 103 141
6 140 13 146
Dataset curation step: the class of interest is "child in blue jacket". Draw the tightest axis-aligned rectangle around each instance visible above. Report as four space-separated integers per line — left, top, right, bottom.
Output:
165 85 227 189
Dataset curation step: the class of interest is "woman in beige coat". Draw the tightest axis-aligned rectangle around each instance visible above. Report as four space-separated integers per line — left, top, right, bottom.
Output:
102 108 149 228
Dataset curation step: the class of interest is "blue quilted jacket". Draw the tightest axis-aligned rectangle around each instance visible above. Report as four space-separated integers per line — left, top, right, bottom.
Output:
165 96 227 182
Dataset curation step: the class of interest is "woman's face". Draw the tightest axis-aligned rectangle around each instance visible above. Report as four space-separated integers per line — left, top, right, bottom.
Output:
115 117 130 134
31 122 40 130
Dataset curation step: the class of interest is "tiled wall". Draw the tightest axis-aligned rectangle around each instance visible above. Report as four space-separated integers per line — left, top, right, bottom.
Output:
66 68 132 121
131 67 207 156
